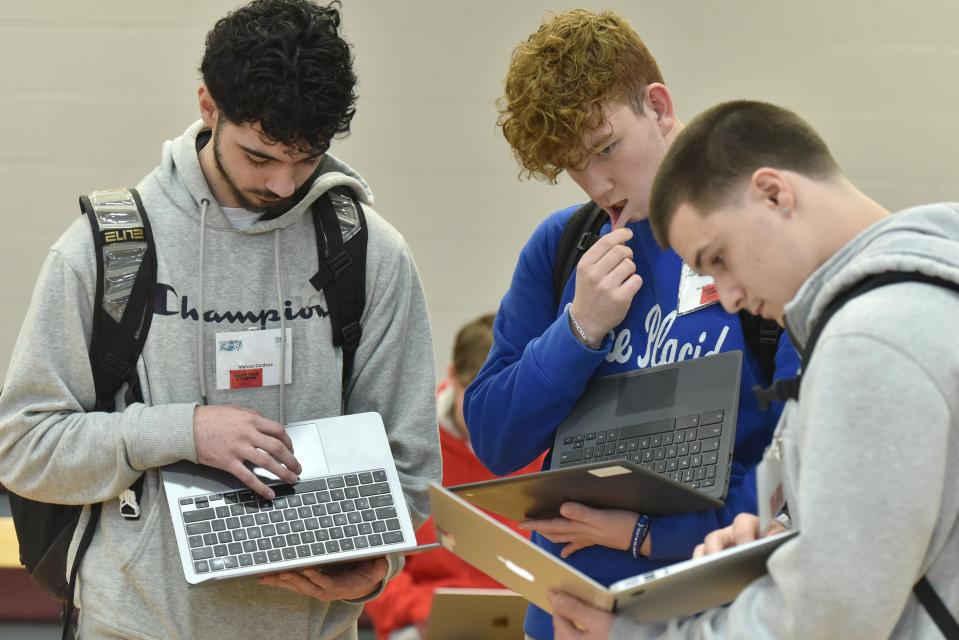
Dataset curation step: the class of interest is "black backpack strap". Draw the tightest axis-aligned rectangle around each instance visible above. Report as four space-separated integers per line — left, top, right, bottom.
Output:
81 189 153 518
739 310 783 387
80 188 157 414
755 270 959 409
59 189 155 638
914 576 959 638
309 188 368 404
552 201 606 310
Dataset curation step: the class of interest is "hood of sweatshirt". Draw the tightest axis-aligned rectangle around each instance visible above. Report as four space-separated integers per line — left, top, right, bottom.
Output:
784 203 959 348
156 120 374 234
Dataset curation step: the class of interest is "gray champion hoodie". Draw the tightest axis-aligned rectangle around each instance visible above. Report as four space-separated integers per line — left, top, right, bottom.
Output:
0 120 440 639
611 203 959 639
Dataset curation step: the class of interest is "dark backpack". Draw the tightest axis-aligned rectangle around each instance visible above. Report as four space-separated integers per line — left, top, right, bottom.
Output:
552 201 783 383
756 270 959 638
6 185 368 638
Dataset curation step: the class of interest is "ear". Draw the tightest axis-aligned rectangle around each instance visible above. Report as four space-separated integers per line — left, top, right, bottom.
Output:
750 168 795 217
198 85 219 129
646 83 676 136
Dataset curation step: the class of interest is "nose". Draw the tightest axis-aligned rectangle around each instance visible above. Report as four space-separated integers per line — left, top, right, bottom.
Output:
569 166 613 204
715 277 746 314
265 166 296 198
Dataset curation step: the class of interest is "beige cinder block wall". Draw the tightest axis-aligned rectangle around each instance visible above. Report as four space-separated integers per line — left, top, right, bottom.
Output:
2 0 958 383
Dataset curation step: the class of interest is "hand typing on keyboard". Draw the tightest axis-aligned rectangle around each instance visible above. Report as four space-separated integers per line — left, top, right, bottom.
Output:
258 555 389 601
518 502 650 559
193 404 301 500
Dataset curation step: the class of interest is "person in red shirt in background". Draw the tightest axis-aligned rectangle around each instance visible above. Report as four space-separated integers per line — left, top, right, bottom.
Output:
364 313 544 640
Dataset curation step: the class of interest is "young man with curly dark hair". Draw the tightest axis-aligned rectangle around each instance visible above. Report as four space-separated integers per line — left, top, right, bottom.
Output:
464 11 799 639
0 1 440 638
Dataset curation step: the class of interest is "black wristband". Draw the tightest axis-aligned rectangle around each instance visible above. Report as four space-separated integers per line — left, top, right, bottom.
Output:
630 514 651 559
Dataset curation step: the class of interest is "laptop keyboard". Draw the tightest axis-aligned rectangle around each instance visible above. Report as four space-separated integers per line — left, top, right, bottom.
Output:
556 410 724 490
178 468 404 575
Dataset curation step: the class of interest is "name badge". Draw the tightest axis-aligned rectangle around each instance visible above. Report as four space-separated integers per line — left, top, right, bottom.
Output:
677 262 720 315
757 441 786 533
215 328 292 391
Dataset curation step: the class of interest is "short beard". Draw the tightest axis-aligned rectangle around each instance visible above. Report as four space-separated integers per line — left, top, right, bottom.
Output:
212 120 292 216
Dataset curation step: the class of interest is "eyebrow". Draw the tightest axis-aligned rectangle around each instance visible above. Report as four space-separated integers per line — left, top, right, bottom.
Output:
693 246 705 272
237 143 323 163
587 133 614 154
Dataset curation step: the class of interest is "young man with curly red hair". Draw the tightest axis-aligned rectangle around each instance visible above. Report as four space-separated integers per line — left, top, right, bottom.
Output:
463 11 799 639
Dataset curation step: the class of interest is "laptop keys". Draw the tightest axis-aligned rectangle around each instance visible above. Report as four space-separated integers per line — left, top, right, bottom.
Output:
183 468 404 575
700 409 724 425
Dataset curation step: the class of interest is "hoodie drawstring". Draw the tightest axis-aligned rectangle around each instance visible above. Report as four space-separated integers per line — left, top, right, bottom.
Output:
195 199 288 425
274 229 286 426
197 198 210 406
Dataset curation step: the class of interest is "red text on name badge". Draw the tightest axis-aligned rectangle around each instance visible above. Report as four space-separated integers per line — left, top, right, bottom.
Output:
700 283 719 305
230 368 263 389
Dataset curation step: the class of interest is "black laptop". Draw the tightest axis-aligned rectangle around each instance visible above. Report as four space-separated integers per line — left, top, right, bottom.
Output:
451 352 743 521
549 350 742 504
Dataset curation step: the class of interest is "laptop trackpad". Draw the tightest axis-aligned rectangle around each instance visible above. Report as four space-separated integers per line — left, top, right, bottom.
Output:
250 422 330 482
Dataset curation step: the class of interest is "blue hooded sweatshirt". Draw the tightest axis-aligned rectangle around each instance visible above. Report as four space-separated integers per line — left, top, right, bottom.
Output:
464 206 800 640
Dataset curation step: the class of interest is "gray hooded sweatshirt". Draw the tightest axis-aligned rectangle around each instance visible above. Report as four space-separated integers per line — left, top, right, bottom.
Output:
0 121 441 639
611 203 959 639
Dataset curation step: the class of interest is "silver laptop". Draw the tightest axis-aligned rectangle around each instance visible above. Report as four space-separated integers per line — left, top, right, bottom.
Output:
430 484 797 622
427 588 527 640
162 412 419 584
550 350 742 505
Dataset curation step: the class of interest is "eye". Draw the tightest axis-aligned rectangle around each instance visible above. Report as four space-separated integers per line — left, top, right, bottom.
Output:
599 141 617 156
247 156 269 168
299 155 322 166
711 253 726 268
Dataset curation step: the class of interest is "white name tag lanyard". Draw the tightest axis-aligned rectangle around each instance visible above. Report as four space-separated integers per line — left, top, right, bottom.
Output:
677 262 720 316
215 328 292 390
757 429 787 533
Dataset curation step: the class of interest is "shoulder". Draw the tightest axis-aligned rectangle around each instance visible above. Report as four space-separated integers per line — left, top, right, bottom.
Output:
49 215 98 284
508 204 587 280
360 203 410 264
820 279 959 387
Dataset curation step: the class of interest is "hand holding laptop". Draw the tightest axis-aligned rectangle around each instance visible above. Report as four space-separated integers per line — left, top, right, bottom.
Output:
546 515 797 638
193 404 301 500
258 556 389 601
519 502 646 559
549 590 615 640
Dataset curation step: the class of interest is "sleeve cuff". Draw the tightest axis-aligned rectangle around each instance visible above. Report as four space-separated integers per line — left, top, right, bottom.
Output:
645 512 710 561
530 308 611 396
132 402 199 469
344 553 406 604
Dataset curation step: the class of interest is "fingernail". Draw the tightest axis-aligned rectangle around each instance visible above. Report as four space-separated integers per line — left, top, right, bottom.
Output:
266 490 275 500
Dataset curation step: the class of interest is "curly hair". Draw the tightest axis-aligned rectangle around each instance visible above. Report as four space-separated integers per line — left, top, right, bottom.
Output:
498 10 664 183
200 0 357 153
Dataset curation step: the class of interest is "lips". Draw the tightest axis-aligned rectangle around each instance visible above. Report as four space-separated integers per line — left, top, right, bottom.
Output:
606 200 628 228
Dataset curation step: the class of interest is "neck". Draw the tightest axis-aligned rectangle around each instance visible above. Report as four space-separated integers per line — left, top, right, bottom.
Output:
809 175 890 264
197 137 238 208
